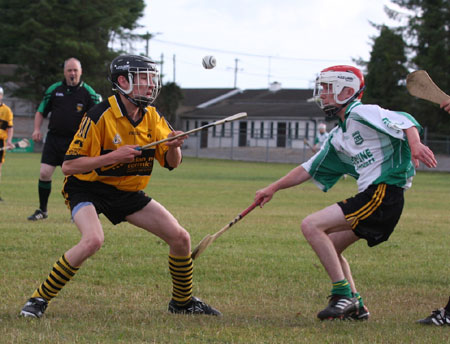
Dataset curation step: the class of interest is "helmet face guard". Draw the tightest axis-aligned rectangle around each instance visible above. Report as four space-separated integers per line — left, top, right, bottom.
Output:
313 66 365 117
110 55 161 107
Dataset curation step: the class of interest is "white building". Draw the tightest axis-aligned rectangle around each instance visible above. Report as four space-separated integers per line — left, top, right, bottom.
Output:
177 85 330 151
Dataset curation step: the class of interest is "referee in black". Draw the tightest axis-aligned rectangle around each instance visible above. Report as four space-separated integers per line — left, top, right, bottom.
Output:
28 57 100 221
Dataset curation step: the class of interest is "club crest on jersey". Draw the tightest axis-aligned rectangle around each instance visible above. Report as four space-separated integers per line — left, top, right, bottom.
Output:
352 131 364 145
76 103 84 112
382 117 402 133
113 133 122 145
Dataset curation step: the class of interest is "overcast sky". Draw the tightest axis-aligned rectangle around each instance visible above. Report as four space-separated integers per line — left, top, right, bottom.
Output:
131 0 402 90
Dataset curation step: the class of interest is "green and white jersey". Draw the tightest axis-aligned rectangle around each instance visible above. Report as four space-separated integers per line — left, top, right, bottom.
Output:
314 132 329 148
302 101 422 193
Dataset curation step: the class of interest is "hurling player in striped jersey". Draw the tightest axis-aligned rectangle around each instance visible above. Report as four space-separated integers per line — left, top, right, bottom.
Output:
255 65 437 321
20 55 221 318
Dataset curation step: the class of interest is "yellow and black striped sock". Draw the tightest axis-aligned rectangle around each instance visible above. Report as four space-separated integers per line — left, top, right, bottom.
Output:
169 254 193 306
31 254 79 302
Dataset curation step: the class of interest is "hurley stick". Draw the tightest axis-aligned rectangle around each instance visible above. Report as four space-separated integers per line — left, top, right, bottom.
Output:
138 112 247 150
0 138 30 151
191 199 261 260
406 70 450 105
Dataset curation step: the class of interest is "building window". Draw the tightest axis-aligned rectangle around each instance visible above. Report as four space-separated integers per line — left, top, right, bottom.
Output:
221 124 225 137
213 126 216 137
270 122 274 139
251 121 255 138
186 121 190 132
288 122 292 139
194 121 198 136
295 122 299 139
260 122 264 138
305 122 309 139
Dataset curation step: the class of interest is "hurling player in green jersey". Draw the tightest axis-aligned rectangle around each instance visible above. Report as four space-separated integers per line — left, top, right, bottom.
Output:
255 65 437 321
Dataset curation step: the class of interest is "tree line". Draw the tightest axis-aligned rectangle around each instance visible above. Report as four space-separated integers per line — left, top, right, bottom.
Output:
360 0 449 135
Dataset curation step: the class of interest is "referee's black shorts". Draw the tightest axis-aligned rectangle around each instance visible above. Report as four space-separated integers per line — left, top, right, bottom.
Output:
337 183 404 247
41 132 73 166
62 176 152 225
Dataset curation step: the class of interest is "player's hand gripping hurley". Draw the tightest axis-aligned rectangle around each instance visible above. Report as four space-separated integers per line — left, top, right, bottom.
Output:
0 138 30 151
406 70 450 105
138 112 247 150
191 199 261 260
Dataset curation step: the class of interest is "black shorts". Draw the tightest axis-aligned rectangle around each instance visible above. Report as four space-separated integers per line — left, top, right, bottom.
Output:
41 132 73 166
62 176 152 225
0 139 5 163
337 184 404 247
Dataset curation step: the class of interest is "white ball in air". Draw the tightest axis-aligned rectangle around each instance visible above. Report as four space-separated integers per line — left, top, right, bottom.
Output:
202 55 216 69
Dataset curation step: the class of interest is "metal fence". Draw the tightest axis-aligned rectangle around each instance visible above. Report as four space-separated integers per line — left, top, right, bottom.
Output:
180 126 450 171
181 126 317 164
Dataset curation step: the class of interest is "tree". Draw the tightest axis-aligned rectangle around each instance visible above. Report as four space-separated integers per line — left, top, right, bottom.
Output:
154 82 184 126
362 25 410 111
0 0 145 103
386 0 450 133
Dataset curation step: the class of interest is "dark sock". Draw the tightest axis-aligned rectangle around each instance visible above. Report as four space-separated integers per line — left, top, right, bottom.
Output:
38 179 51 213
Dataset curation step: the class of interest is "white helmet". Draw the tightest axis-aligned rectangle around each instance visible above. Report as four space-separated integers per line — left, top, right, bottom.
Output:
0 86 3 94
313 65 365 117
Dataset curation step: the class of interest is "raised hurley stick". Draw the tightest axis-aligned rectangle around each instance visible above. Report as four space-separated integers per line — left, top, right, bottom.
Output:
406 70 450 105
138 112 247 150
191 199 261 260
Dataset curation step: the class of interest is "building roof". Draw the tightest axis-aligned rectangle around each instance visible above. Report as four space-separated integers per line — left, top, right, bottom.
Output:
181 88 237 107
179 88 325 120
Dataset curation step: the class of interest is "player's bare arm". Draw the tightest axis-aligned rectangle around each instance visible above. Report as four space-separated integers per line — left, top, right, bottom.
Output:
31 112 44 142
6 127 15 149
404 126 437 168
61 145 142 176
164 130 188 168
255 165 311 207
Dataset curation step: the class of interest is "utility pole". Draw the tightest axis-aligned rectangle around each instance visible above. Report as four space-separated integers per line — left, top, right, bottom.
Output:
140 31 152 57
234 58 239 89
160 53 164 84
139 31 162 57
173 54 176 83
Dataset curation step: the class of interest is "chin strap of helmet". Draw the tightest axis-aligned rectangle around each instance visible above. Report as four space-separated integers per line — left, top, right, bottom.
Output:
323 85 366 117
108 76 148 109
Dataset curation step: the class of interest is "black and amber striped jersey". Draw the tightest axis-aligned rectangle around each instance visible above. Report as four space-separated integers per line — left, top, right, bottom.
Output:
64 94 174 191
0 103 13 140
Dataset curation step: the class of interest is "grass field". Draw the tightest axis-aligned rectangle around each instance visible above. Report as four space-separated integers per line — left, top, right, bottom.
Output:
1 152 449 343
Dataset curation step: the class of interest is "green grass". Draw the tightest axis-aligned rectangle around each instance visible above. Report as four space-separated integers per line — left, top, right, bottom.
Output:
1 153 450 343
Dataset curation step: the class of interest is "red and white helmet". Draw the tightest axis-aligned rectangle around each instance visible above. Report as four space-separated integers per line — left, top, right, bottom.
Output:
313 65 365 116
